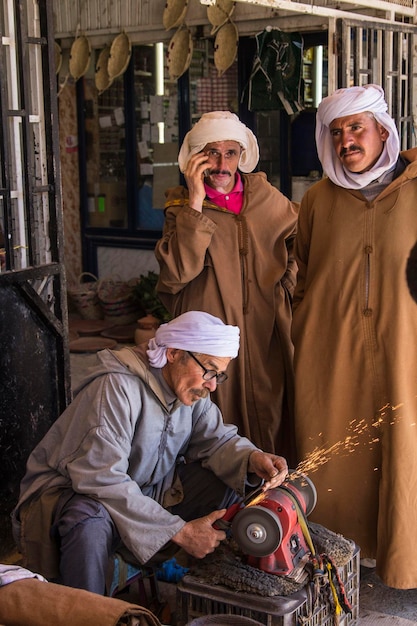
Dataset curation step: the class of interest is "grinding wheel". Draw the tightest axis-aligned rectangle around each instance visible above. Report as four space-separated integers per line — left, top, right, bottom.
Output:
286 471 317 516
232 506 283 557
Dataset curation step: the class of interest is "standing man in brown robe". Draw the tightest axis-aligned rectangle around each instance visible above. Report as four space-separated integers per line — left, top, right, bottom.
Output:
155 111 298 458
292 84 417 589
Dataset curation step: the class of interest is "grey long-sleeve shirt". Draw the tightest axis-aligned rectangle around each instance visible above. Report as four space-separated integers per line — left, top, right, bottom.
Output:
13 347 260 564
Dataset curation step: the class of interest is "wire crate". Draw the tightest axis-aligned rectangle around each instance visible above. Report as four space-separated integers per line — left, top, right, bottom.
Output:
177 546 360 626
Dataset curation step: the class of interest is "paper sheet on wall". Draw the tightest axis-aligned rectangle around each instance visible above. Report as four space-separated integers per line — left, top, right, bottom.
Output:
114 107 125 126
166 96 177 126
151 125 160 143
140 163 154 175
99 115 112 128
138 141 150 159
140 101 149 118
152 142 179 209
149 95 164 124
141 122 151 142
165 128 174 142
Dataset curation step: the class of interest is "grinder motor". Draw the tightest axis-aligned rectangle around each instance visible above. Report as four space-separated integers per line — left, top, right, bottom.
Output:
223 472 317 577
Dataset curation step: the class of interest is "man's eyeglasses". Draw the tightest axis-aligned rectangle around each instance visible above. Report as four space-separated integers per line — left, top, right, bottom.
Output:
204 148 240 161
187 351 228 384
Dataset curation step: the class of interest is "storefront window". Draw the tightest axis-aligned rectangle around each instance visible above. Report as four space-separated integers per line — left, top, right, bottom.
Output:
85 76 127 228
82 42 178 232
189 39 238 119
78 35 241 281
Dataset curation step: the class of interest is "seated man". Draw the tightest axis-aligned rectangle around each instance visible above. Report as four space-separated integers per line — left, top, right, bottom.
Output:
12 311 288 595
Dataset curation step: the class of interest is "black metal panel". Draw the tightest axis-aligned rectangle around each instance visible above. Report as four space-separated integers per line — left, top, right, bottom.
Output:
0 282 64 555
0 0 71 558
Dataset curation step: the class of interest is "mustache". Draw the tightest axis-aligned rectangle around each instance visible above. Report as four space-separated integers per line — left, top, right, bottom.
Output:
340 145 363 158
207 169 231 176
191 388 210 399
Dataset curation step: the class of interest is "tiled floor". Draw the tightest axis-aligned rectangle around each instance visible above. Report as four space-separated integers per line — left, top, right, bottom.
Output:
70 349 417 625
358 567 417 624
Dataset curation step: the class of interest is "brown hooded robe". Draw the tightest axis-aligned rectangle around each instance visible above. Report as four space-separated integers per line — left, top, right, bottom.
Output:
292 148 417 589
155 172 298 458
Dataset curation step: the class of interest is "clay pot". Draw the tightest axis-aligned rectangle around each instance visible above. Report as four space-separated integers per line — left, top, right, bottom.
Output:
134 314 160 345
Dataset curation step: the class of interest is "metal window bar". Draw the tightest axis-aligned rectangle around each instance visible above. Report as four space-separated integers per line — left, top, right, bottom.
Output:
0 0 69 334
0 7 13 271
337 18 417 150
0 0 60 273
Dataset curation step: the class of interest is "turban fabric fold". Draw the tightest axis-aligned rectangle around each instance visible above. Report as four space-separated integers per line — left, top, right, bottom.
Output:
178 111 259 173
316 84 400 189
147 311 240 368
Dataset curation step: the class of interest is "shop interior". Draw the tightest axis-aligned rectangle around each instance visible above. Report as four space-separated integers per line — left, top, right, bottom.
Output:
1 1 417 623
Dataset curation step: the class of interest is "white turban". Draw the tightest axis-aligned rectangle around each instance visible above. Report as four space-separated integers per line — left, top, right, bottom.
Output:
147 311 240 368
316 84 400 189
178 111 259 173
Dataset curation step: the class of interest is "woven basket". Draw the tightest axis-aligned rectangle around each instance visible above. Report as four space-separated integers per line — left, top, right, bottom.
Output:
108 32 132 80
67 273 103 320
167 25 193 81
97 276 141 326
55 41 63 75
163 0 188 31
95 45 113 94
214 20 238 77
207 0 236 34
69 35 91 81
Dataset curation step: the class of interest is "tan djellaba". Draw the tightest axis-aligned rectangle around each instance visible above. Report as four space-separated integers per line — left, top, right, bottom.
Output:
292 148 417 589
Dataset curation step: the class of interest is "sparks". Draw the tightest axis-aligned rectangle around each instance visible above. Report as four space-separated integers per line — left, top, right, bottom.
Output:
294 403 405 478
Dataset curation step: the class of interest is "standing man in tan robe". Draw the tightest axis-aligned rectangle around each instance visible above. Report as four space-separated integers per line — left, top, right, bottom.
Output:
292 84 417 589
155 111 298 458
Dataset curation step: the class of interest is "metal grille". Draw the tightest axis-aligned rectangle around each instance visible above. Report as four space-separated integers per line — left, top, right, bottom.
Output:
385 0 414 6
0 0 62 272
337 18 417 150
0 0 70 316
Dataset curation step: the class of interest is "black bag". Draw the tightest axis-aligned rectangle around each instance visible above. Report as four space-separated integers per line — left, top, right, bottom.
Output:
246 29 304 114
